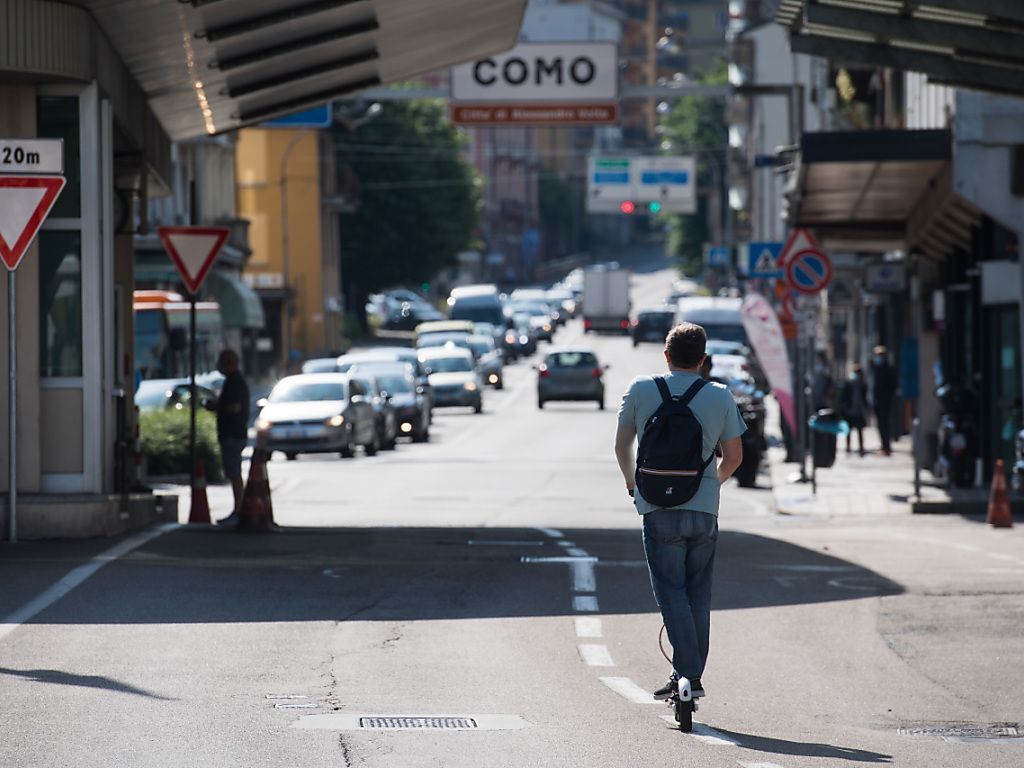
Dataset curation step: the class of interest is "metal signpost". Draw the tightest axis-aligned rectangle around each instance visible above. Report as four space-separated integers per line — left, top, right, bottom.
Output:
0 139 65 543
156 226 230 499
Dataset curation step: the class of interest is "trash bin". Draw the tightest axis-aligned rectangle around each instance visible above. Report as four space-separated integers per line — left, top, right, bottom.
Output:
808 409 848 469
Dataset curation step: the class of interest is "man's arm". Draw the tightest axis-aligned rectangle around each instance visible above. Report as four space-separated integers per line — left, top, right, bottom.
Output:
614 423 637 492
717 436 743 484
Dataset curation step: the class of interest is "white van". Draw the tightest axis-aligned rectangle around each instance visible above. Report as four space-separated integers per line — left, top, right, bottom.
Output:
675 297 747 344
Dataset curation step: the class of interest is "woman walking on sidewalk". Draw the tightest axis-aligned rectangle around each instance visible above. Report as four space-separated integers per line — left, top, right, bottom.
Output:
841 365 869 456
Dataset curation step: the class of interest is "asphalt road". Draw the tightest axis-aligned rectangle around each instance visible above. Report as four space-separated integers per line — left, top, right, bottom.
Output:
2 262 1024 767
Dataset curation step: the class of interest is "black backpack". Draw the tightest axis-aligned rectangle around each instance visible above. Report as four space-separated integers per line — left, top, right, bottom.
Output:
635 376 713 508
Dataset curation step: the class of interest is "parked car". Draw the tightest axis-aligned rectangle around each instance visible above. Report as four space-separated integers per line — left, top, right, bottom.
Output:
466 334 504 388
254 373 378 460
417 346 483 413
349 362 430 442
350 372 399 450
301 357 340 374
536 348 607 409
135 378 217 412
631 307 678 346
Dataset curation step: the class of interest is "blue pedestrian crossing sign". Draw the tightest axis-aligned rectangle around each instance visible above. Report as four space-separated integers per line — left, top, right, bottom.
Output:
706 245 730 267
748 242 783 278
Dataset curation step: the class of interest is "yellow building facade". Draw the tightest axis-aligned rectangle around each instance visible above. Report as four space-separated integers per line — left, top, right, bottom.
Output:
235 128 343 375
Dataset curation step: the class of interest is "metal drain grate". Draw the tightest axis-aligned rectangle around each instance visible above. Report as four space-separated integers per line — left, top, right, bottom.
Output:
898 722 1019 739
359 717 478 730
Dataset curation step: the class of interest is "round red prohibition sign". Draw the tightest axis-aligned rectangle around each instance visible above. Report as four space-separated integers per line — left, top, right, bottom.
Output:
785 247 832 295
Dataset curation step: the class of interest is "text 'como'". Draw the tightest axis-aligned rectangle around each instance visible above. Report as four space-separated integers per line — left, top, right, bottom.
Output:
473 56 597 88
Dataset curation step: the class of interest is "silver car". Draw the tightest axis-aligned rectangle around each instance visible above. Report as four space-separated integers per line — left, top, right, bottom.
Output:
466 334 504 389
418 347 483 413
537 348 607 410
255 373 378 460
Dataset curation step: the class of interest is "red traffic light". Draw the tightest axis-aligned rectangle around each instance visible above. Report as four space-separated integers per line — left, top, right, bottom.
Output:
620 200 636 214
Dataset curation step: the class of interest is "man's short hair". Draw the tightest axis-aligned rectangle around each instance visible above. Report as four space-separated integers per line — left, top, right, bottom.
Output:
665 322 707 368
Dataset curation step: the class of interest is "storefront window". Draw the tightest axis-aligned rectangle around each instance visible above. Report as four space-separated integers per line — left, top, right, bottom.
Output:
36 95 81 218
39 231 83 377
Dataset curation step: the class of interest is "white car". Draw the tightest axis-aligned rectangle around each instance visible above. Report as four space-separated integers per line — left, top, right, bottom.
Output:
417 347 483 413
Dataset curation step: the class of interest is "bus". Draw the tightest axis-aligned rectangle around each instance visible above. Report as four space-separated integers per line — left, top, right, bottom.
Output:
134 290 224 380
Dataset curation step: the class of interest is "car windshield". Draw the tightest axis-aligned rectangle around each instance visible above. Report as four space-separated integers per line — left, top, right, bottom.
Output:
467 339 492 356
302 359 338 373
699 324 748 344
450 304 504 324
511 301 550 316
374 374 413 394
418 333 469 349
548 352 598 368
424 356 473 374
270 380 346 402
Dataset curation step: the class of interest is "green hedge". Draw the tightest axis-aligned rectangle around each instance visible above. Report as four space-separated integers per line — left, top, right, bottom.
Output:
140 408 224 483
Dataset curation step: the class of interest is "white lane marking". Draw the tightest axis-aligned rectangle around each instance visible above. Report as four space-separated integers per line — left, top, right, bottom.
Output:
571 559 596 592
521 556 597 564
536 527 564 539
758 564 857 572
573 596 599 612
565 547 589 557
467 540 544 547
0 522 178 643
557 540 575 548
574 617 603 638
578 644 615 667
599 677 661 705
659 718 740 745
738 762 786 768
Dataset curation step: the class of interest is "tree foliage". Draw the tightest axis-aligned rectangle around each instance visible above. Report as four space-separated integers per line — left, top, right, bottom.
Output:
659 62 728 274
333 101 481 317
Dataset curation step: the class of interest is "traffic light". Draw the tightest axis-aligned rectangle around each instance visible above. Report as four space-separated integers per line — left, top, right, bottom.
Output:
620 200 636 214
648 201 663 214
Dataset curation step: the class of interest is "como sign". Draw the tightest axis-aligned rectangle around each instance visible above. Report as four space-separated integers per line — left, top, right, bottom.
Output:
451 42 618 102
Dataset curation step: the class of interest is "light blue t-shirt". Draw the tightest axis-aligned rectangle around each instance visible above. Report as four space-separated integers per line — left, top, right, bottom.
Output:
617 372 747 516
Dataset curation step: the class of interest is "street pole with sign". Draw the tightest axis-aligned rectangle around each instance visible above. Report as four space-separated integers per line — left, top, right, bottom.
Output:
0 139 66 542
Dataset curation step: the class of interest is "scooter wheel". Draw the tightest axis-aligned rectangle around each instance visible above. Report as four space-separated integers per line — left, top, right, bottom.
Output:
674 697 693 732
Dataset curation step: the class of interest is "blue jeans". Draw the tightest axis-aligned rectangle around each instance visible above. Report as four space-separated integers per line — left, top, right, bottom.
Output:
642 508 718 680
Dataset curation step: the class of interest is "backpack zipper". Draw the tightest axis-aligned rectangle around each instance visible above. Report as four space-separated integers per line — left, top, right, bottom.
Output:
638 467 699 476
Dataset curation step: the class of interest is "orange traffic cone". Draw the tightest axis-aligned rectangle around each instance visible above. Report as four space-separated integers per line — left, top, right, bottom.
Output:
237 447 277 532
987 459 1013 528
188 458 211 524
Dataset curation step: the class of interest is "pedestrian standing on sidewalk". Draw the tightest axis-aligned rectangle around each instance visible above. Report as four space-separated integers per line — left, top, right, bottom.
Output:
840 365 869 456
613 323 745 702
212 349 249 525
871 345 898 456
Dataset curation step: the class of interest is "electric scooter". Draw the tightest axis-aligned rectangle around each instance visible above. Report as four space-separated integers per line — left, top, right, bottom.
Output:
666 677 697 732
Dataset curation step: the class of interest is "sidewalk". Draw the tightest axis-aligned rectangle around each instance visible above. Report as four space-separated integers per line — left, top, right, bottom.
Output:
768 430 1017 518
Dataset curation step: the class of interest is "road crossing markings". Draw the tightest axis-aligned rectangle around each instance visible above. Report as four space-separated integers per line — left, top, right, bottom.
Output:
536 527 564 539
574 617 603 637
573 595 600 611
466 540 544 546
571 559 596 592
0 522 178 643
557 540 575 548
565 547 589 557
578 644 615 667
599 677 661 705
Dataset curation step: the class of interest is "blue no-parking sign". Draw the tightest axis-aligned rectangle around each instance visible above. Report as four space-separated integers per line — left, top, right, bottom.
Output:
785 247 832 295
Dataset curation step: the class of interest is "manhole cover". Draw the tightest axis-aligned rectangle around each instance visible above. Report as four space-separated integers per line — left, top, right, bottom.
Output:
899 722 1020 740
360 717 477 730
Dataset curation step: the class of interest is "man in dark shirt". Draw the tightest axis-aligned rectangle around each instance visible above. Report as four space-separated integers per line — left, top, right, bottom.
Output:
870 345 898 456
214 349 249 525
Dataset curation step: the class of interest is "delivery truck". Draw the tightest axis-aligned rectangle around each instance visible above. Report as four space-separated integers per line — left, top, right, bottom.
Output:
582 266 631 334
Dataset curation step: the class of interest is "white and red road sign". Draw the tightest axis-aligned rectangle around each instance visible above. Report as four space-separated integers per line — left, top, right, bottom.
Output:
157 226 230 295
0 176 66 271
779 228 831 295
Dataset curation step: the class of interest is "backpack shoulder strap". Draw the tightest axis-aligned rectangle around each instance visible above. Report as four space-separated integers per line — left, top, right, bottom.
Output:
653 375 673 404
678 377 708 407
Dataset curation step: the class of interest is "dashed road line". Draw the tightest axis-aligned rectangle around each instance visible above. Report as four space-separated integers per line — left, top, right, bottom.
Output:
574 617 603 637
578 644 615 667
737 762 786 768
573 595 599 612
599 677 661 705
571 559 596 592
565 547 589 557
557 540 575 548
536 527 564 539
658 718 739 745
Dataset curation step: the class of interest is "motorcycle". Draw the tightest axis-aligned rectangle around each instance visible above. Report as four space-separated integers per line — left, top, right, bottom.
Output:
934 384 978 488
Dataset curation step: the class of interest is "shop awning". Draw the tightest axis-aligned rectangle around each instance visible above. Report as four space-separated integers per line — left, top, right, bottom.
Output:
776 1 1024 97
74 0 527 140
205 271 266 330
787 129 955 251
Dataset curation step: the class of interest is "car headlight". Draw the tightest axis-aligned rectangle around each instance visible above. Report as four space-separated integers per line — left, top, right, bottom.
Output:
256 418 272 431
488 373 499 384
463 381 478 391
542 323 552 332
325 414 345 427
505 332 516 344
519 335 529 345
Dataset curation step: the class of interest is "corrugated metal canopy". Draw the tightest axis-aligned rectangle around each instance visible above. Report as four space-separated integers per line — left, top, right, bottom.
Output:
776 0 1024 97
74 0 526 140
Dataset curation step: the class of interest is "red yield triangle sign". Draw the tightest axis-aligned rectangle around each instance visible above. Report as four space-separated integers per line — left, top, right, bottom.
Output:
0 176 67 271
157 226 230 295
